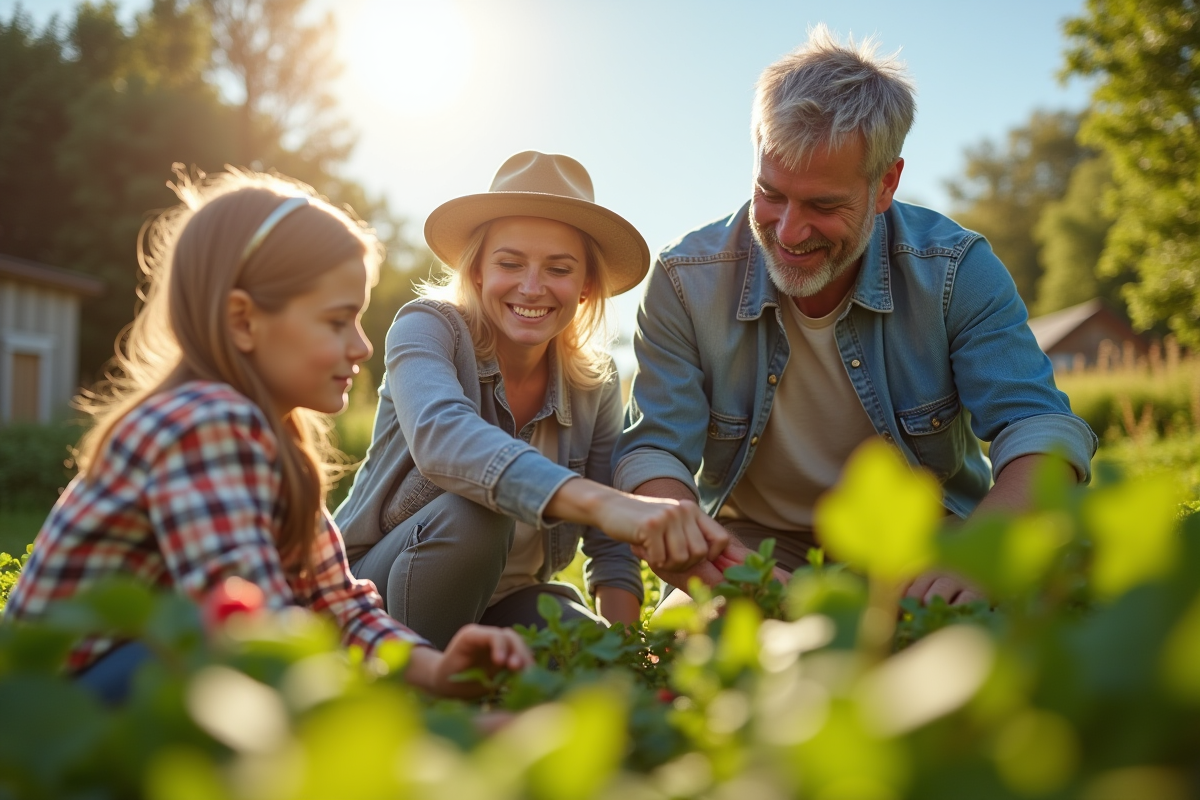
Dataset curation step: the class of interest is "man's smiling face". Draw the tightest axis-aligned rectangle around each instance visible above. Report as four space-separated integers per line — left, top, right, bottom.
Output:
750 135 901 311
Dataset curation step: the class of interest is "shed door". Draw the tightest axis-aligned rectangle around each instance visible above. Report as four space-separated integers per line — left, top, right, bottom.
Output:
11 352 41 422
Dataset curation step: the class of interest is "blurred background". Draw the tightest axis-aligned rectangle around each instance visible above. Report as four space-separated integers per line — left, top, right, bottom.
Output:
2 0 1197 546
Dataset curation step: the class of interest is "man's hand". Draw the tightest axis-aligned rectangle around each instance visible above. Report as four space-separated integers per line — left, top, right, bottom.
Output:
903 570 984 606
404 625 532 699
648 536 790 592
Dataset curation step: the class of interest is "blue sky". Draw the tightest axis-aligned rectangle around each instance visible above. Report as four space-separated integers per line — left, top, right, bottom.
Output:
6 0 1095 328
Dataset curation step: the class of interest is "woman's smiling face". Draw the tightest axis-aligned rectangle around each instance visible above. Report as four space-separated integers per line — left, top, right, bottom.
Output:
475 216 590 356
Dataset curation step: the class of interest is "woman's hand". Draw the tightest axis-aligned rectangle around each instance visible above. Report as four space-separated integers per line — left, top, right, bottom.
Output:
590 490 730 573
404 624 533 699
546 478 730 572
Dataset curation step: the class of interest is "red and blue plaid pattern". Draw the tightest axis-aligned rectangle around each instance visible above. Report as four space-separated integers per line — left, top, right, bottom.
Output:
3 381 425 671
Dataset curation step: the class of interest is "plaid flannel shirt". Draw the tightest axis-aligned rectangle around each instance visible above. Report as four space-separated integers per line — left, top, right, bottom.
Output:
3 381 427 672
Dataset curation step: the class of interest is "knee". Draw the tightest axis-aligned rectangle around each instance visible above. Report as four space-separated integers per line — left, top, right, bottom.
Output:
413 494 514 562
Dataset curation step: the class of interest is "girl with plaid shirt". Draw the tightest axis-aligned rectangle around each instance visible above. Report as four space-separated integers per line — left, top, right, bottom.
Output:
2 170 531 702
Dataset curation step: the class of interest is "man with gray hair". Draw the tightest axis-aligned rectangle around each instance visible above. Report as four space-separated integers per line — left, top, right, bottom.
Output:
613 26 1097 605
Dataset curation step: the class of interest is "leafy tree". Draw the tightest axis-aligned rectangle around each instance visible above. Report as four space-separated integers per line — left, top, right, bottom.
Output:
1063 0 1200 345
202 0 349 179
1033 155 1123 314
0 0 425 380
946 110 1090 305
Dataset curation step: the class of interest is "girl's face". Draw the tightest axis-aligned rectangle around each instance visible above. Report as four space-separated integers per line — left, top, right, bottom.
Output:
475 216 590 356
234 257 372 417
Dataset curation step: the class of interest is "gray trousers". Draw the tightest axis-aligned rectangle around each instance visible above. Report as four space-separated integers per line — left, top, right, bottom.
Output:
351 491 603 649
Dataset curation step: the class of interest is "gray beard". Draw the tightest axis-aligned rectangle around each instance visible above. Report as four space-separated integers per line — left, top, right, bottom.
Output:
753 210 877 298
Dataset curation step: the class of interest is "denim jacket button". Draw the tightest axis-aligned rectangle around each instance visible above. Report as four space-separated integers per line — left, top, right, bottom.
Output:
850 359 862 368
750 435 760 446
767 374 778 385
882 432 894 442
709 423 719 435
931 418 942 429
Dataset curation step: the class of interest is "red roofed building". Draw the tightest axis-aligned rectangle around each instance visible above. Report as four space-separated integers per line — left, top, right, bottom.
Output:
1026 299 1149 372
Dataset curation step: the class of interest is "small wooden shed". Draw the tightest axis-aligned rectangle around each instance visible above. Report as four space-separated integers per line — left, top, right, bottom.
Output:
1026 298 1148 372
0 254 103 423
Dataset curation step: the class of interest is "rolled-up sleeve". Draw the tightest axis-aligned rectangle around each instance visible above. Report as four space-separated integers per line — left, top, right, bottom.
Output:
613 258 709 498
387 302 578 527
946 239 1098 482
579 372 644 602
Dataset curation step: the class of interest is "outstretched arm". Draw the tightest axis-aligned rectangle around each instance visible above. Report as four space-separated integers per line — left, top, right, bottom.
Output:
903 453 1077 605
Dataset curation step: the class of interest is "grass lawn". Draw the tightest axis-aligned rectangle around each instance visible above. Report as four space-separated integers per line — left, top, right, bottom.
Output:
0 508 48 556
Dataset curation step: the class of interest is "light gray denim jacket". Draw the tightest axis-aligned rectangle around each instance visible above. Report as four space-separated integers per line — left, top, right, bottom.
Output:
334 298 643 602
613 201 1097 519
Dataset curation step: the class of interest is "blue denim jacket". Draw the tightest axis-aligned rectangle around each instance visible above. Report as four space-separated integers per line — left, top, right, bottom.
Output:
334 299 644 602
613 201 1097 520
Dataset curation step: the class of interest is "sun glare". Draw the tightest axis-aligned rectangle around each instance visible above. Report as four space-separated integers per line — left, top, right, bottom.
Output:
339 0 473 115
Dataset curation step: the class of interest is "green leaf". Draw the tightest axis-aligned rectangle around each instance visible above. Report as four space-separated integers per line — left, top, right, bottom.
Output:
537 592 564 624
722 564 763 584
715 599 761 679
815 439 942 583
1082 474 1181 599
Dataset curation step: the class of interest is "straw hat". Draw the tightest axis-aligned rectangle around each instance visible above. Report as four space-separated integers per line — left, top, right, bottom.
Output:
423 151 650 295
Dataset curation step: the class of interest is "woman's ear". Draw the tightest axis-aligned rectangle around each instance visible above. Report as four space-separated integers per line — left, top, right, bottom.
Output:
227 289 258 354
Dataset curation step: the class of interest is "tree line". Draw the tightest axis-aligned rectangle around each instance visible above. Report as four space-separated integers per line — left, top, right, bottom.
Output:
1 0 1197 380
949 0 1198 346
0 0 426 383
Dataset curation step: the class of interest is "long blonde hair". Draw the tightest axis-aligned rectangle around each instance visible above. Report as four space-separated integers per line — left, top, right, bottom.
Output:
77 167 382 572
419 219 615 389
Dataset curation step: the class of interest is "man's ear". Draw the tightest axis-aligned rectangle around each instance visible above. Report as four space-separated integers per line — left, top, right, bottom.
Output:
874 157 905 214
227 289 258 354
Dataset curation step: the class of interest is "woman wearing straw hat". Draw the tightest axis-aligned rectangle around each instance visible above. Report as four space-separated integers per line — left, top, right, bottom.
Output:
334 151 729 645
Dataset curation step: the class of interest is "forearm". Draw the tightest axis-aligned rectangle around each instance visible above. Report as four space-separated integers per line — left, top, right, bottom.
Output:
544 477 611 527
971 453 1077 519
632 477 698 503
594 586 641 626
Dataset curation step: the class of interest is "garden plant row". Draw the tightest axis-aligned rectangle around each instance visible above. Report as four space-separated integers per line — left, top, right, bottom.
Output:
1 441 1198 799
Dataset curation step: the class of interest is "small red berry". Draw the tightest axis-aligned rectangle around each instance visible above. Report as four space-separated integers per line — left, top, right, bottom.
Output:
657 689 678 703
202 576 266 633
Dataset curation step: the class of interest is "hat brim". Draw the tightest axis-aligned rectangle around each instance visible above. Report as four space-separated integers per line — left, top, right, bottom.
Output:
423 191 650 296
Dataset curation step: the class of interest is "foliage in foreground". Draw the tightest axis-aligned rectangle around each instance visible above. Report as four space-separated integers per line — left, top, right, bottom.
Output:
3 440 1200 799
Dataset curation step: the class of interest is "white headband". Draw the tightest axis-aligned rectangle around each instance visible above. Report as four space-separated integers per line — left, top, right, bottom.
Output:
239 196 311 266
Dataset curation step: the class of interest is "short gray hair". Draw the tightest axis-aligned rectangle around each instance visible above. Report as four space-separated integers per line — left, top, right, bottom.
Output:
752 25 916 182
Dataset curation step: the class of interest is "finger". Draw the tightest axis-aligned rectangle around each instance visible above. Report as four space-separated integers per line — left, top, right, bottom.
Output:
923 579 957 605
662 520 695 571
699 516 731 561
490 630 510 667
507 632 533 669
642 525 667 571
904 574 935 599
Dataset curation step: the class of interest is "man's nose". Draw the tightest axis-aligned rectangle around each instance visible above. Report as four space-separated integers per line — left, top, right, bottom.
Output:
776 203 813 246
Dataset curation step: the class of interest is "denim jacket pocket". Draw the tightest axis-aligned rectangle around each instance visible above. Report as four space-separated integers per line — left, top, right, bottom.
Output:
896 393 965 480
382 470 446 532
699 410 750 488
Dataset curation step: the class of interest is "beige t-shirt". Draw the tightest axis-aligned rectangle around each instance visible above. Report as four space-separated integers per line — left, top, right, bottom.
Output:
719 291 876 532
489 417 559 605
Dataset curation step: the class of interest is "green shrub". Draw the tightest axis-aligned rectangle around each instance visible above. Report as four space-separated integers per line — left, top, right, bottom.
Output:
1056 357 1200 442
0 421 81 510
3 444 1200 798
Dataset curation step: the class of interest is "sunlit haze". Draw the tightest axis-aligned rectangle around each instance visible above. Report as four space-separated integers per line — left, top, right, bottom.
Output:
7 0 1094 341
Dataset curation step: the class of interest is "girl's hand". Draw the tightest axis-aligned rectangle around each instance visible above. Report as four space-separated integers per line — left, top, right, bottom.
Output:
404 625 533 699
597 493 730 573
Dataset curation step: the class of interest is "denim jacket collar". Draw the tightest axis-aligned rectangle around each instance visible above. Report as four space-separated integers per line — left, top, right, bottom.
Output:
738 209 894 320
479 346 573 428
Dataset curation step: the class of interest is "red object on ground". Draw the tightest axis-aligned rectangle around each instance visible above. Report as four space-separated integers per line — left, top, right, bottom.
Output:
202 576 266 633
